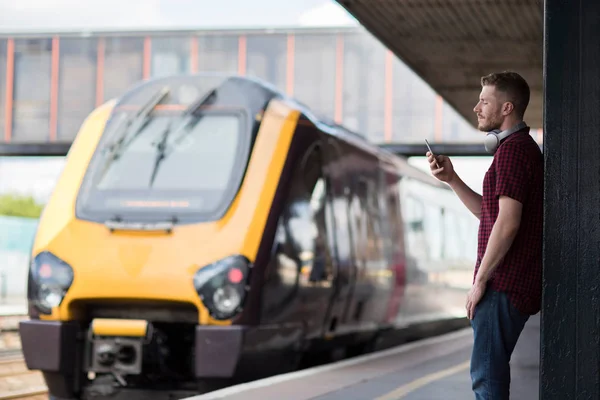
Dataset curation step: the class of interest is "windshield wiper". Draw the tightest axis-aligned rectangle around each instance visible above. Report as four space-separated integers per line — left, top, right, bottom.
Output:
165 89 218 151
148 89 218 187
94 86 170 182
103 86 170 161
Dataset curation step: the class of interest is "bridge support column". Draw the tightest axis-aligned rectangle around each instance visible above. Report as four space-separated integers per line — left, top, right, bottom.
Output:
542 0 600 398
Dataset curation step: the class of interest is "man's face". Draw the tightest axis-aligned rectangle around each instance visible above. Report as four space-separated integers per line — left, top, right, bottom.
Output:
473 85 505 132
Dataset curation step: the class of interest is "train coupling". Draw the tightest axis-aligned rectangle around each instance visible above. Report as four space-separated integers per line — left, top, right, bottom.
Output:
84 318 152 380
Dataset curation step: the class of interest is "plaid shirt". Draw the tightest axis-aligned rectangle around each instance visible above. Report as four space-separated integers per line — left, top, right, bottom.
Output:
475 128 544 315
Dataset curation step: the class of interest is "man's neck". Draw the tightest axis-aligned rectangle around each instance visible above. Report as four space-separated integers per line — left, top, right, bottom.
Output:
499 119 524 132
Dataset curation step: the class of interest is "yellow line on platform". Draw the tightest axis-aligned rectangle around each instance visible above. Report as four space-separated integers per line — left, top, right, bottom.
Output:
374 360 471 400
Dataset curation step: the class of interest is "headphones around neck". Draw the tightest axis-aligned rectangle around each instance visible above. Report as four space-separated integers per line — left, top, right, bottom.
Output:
484 121 528 154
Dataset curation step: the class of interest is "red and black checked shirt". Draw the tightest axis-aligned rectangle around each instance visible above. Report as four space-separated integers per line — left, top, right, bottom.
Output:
474 127 544 315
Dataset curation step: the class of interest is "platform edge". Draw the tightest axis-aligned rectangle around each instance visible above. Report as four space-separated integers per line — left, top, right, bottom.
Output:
183 326 473 400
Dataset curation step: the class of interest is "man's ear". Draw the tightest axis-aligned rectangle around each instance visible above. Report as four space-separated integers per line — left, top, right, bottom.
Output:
502 102 514 116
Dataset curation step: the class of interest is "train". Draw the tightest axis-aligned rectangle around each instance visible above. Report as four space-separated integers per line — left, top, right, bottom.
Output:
18 73 477 399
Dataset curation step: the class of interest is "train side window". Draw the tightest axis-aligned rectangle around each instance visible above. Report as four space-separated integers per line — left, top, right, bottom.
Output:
346 177 363 272
350 176 368 270
404 194 425 233
423 202 443 261
274 143 334 285
402 193 429 261
301 145 333 283
323 139 351 273
385 180 403 254
363 174 386 269
444 209 472 261
443 209 459 260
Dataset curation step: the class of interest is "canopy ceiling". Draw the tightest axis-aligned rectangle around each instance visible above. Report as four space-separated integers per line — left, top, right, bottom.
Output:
335 0 544 129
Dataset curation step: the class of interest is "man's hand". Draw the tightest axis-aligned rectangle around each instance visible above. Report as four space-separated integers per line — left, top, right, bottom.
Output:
426 152 455 183
466 281 487 320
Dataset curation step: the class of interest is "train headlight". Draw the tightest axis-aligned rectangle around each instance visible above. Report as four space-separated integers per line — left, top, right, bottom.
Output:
28 252 74 315
193 255 251 320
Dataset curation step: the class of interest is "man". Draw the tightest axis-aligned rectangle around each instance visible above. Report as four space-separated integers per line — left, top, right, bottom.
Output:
426 71 543 399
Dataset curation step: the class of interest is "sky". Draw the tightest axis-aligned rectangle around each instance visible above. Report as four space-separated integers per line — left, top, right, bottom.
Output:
0 0 359 31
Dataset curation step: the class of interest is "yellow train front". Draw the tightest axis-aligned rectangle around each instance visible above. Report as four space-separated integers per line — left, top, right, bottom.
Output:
18 74 407 399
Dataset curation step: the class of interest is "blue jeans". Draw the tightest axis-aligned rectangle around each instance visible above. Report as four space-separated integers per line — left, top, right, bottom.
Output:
470 289 529 400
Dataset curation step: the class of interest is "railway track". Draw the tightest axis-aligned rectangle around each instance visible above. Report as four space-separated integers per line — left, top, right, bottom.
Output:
0 387 47 400
0 314 48 400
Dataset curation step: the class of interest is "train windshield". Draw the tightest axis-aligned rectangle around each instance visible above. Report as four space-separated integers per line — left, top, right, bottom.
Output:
76 110 249 223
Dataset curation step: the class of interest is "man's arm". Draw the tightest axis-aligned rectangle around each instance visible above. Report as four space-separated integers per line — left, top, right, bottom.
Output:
448 173 483 220
467 195 523 319
474 195 522 285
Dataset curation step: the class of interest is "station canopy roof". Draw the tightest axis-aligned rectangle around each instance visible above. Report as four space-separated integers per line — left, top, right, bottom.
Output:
335 0 544 129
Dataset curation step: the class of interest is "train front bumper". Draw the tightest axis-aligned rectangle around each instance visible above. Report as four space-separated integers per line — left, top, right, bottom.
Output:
18 320 244 378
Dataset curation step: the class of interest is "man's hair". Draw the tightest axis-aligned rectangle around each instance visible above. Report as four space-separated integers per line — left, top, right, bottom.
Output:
481 71 530 119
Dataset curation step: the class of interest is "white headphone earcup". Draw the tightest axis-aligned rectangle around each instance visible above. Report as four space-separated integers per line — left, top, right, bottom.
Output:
484 132 499 154
483 123 527 154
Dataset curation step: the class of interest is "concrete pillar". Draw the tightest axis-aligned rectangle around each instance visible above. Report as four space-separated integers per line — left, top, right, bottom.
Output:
542 0 600 397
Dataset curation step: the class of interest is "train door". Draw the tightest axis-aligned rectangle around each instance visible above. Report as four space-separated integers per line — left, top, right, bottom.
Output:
259 135 335 337
320 138 355 335
292 140 337 339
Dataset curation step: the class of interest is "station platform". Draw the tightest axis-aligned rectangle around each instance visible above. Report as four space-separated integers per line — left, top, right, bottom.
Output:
0 302 27 317
186 315 540 400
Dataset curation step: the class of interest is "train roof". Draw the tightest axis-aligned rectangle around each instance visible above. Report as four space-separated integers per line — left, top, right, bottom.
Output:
113 73 451 191
263 78 453 190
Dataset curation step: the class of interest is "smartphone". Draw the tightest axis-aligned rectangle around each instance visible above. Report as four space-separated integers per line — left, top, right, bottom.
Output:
425 139 440 169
